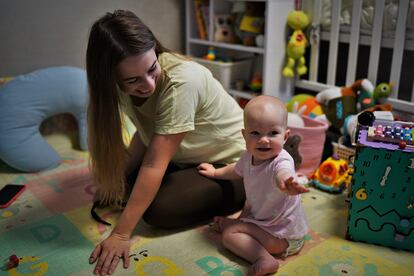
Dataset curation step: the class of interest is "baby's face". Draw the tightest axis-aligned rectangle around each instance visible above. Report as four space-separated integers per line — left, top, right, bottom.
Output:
242 110 288 165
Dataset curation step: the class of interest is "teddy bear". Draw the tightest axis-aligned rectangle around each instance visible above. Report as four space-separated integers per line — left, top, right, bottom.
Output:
282 10 310 78
213 14 239 44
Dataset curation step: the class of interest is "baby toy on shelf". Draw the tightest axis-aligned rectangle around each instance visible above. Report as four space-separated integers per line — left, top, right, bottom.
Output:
282 10 310 78
202 47 231 62
309 155 353 193
237 2 265 46
203 46 216 61
249 72 262 92
214 14 240 44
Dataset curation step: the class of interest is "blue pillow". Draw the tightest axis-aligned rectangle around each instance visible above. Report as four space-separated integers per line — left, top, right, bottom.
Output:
0 66 88 172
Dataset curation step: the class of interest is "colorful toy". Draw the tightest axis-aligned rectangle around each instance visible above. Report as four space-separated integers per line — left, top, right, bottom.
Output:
347 119 414 252
282 10 310 78
316 79 374 129
203 46 216 61
373 82 393 101
286 94 324 119
309 155 352 193
366 121 414 145
5 254 19 269
316 79 393 136
249 72 262 92
237 2 265 46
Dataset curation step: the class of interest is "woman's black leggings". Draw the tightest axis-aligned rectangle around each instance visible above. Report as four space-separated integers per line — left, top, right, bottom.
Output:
126 163 245 229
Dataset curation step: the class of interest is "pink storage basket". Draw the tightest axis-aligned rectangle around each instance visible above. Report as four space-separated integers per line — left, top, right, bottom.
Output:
288 116 329 176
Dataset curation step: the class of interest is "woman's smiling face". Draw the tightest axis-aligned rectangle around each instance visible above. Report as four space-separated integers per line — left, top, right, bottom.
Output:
116 48 161 98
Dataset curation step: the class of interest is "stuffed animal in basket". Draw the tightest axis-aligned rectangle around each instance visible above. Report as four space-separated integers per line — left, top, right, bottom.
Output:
282 10 310 78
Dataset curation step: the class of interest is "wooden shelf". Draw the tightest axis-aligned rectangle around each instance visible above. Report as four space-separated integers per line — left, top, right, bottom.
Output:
188 38 265 54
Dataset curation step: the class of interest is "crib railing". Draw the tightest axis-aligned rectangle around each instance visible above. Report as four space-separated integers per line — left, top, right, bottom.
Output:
296 0 414 114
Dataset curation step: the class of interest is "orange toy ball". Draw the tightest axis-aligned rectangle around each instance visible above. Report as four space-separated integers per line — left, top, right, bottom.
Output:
301 97 323 117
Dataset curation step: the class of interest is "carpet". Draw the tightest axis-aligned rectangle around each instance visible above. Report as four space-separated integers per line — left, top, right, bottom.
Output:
1 133 413 275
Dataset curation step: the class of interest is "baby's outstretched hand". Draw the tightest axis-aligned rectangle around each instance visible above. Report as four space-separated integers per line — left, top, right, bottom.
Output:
278 176 309 195
197 163 216 178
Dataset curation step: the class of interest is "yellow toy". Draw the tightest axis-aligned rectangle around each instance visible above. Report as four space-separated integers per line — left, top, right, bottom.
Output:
282 11 310 78
309 155 353 193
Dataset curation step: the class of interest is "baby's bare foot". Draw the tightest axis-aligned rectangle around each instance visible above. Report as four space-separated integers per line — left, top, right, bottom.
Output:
249 256 279 276
209 216 237 233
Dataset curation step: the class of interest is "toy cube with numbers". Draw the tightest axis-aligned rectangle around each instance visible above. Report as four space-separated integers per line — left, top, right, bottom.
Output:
347 120 414 252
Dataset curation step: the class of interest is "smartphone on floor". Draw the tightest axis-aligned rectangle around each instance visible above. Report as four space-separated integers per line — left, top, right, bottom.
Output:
0 184 26 208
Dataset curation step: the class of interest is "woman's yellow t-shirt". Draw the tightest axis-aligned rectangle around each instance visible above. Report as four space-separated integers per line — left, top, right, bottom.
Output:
121 52 245 166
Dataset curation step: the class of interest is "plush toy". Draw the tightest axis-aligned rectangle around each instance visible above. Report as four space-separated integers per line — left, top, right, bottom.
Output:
373 82 393 101
286 94 325 120
316 79 392 136
236 2 265 46
282 11 310 78
316 79 374 130
284 135 303 171
214 14 239 44
0 66 88 172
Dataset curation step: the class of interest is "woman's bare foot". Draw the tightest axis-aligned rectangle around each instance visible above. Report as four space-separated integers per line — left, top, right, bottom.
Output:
209 216 237 233
249 256 279 276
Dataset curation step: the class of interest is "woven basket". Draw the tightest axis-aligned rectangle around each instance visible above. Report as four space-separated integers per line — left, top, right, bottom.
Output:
332 136 356 162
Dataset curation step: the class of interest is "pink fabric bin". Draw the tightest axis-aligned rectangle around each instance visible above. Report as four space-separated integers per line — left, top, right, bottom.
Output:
288 116 329 176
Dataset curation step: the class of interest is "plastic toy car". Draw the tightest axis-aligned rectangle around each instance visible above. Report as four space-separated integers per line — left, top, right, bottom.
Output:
309 155 352 193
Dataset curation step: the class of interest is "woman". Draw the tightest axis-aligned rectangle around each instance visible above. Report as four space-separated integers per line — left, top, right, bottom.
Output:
86 10 246 275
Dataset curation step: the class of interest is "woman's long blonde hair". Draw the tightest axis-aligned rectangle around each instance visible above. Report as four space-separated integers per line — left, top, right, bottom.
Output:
86 10 169 207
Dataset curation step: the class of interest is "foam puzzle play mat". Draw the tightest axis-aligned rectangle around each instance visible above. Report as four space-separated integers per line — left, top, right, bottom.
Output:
1 132 413 275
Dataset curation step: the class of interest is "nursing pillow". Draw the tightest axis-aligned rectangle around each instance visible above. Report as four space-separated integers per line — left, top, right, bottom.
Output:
0 66 88 172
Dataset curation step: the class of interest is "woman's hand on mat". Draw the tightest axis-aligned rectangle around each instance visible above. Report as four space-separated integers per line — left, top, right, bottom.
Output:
197 163 216 178
89 232 131 275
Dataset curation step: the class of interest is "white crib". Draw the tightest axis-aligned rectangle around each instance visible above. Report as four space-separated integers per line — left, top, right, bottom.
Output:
294 0 414 115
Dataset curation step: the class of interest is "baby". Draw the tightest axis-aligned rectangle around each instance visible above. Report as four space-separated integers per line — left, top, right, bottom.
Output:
198 95 308 276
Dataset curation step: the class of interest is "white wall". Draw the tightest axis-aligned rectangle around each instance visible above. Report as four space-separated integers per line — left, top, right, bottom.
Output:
0 0 183 76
